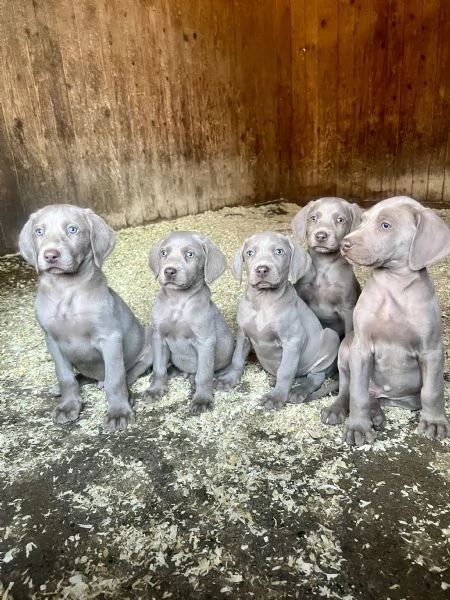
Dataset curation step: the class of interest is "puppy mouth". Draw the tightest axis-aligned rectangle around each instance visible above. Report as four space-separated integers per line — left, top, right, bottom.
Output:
341 249 380 267
161 278 190 288
252 280 280 289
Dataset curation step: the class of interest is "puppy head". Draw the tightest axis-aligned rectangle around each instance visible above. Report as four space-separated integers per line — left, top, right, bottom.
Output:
18 204 115 274
340 196 450 270
291 197 363 253
232 232 311 288
148 231 226 288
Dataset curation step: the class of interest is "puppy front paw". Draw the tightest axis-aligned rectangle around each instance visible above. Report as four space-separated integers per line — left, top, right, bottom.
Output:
418 416 450 440
344 420 375 446
190 396 213 416
260 392 286 410
104 404 135 431
52 398 81 424
321 402 347 426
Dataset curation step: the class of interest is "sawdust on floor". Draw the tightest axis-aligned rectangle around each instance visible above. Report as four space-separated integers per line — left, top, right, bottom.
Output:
1 202 449 600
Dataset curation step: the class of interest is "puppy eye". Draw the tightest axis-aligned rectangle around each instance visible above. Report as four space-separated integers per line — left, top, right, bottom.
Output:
246 249 255 257
159 249 167 257
274 248 285 255
380 222 391 230
185 251 195 259
336 216 346 224
67 225 78 234
35 227 44 236
310 215 318 222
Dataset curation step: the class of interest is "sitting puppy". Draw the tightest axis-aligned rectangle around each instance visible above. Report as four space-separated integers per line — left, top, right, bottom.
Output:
321 196 450 445
215 232 340 408
291 197 363 338
144 231 234 415
19 204 153 431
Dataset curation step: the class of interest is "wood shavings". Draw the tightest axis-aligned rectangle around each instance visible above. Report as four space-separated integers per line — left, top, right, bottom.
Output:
1 203 450 599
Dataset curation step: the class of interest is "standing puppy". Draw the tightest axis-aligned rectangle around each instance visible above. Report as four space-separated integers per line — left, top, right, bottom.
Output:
215 232 340 408
19 204 153 431
145 231 234 415
321 196 450 445
291 197 363 338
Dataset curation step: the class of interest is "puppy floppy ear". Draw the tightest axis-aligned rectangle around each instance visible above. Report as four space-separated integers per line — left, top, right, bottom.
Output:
231 242 246 284
288 237 312 283
148 240 162 277
83 209 115 267
409 207 450 270
291 201 316 241
200 236 227 284
18 213 39 271
348 202 363 232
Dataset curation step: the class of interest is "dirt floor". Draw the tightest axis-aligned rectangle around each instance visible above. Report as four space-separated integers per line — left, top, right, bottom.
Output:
1 202 449 600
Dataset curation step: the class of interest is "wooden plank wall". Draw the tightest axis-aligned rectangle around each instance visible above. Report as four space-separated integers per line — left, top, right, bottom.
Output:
1 0 449 254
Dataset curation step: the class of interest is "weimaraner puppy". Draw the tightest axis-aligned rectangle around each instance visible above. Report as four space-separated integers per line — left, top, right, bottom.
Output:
321 196 450 445
291 197 363 338
144 231 234 415
215 232 340 409
19 204 153 431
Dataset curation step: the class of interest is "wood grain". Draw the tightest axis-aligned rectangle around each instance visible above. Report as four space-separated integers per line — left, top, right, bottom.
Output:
1 0 450 254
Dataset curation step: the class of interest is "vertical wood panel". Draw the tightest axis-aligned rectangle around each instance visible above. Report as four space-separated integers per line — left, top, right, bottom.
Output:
380 0 404 196
316 0 338 197
335 0 356 199
2 0 450 254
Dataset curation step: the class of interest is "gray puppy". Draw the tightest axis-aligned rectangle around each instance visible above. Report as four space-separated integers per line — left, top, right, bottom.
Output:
19 204 153 431
145 231 234 414
215 232 340 409
321 196 450 445
291 197 363 338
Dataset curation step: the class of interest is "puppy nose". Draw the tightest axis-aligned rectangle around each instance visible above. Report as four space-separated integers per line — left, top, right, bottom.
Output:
256 265 270 277
340 238 353 253
164 267 177 279
315 230 328 242
44 248 61 263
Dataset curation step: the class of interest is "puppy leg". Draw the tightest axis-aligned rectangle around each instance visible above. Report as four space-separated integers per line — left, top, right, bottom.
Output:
126 326 154 385
46 336 82 424
321 336 351 426
190 337 216 416
261 339 302 410
289 371 326 404
100 336 135 431
144 331 170 403
215 328 251 391
417 348 450 440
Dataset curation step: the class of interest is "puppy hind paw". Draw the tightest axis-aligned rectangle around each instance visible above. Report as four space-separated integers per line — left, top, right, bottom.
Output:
214 374 239 391
321 403 347 426
143 386 165 403
418 417 450 440
370 404 386 429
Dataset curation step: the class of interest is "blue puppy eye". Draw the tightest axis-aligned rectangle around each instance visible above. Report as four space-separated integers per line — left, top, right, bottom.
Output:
380 222 391 230
35 227 44 236
246 249 255 257
336 216 346 224
185 250 195 259
67 225 78 234
310 214 318 222
160 249 167 257
274 248 284 255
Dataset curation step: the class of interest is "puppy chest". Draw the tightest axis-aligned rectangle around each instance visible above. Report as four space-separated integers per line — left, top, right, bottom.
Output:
37 300 99 340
